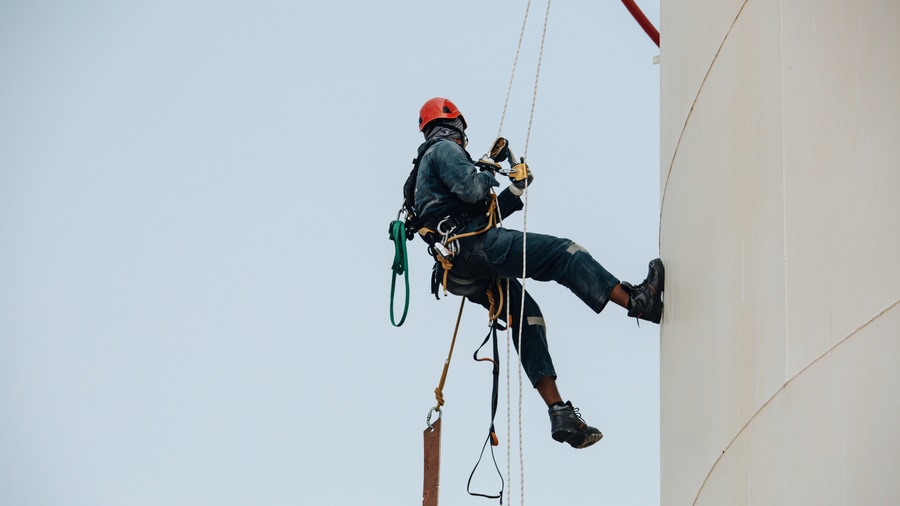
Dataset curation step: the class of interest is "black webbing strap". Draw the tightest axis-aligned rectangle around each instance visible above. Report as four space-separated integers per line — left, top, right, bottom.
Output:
467 324 504 503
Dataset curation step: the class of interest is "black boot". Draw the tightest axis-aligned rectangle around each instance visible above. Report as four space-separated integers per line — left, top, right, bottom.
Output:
622 258 665 324
549 401 603 449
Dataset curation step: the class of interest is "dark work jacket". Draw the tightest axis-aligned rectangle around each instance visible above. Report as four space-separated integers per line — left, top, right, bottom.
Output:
414 139 523 235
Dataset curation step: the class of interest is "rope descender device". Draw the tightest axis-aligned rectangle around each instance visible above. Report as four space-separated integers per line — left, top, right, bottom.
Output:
479 137 525 175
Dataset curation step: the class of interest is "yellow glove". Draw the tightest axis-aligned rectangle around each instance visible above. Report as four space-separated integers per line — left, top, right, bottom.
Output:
509 162 532 186
508 162 533 196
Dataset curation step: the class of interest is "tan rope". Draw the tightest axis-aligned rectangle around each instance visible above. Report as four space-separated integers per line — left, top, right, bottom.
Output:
484 278 506 322
433 297 466 410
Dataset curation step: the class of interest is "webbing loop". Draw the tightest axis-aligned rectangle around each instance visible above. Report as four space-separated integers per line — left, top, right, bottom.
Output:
467 324 505 503
388 219 411 327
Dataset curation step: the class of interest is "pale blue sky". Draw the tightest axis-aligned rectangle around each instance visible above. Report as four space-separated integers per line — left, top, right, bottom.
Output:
1 1 661 504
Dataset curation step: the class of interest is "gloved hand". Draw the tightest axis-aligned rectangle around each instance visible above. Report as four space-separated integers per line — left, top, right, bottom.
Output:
508 162 533 196
509 161 532 186
475 157 501 174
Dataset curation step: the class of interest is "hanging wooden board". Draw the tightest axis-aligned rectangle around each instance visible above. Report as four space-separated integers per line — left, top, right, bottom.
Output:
422 418 441 506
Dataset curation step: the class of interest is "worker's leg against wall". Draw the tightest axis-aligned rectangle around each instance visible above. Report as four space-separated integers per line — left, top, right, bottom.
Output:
488 229 620 314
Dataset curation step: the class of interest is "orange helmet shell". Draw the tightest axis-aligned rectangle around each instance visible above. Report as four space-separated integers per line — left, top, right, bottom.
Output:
418 97 467 132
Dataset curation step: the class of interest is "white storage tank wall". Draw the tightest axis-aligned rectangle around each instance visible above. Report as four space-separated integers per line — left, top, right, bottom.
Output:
658 1 900 505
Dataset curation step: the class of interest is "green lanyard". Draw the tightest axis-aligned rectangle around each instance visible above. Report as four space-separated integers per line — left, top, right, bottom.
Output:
388 220 410 327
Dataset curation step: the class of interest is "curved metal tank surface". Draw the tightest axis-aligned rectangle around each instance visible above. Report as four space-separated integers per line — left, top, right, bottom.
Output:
658 1 900 504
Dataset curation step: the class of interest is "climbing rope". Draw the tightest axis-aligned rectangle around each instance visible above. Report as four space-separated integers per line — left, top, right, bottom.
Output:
429 296 466 421
492 1 553 505
495 0 531 141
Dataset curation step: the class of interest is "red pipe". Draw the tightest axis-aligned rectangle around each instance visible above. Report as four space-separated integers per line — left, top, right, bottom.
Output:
621 0 660 47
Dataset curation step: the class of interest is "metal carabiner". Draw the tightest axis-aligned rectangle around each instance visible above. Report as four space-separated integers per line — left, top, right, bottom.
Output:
426 406 442 431
436 216 456 237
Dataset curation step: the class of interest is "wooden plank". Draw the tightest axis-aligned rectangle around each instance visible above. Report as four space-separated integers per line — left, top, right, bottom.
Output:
422 418 441 506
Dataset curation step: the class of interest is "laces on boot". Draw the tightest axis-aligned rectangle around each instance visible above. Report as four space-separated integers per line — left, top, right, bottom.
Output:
623 259 665 325
549 402 603 449
620 281 643 326
623 283 660 325
569 404 586 423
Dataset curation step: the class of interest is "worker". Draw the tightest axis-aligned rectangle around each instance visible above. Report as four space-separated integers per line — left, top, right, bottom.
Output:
408 97 664 449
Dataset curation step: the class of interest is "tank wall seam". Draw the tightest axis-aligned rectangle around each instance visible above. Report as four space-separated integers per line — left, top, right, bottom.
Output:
690 299 899 506
660 0 751 238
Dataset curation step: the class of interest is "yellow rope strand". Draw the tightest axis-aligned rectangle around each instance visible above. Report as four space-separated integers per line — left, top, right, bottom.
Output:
484 278 506 322
433 296 466 410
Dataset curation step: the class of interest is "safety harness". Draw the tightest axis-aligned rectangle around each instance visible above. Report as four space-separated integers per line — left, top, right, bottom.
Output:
391 138 509 309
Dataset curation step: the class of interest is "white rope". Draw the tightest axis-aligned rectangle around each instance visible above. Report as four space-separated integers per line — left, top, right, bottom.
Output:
494 0 532 143
495 1 553 505
499 3 531 501
522 0 552 160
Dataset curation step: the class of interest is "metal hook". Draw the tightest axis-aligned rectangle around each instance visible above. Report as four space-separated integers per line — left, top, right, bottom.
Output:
436 217 455 236
426 406 442 431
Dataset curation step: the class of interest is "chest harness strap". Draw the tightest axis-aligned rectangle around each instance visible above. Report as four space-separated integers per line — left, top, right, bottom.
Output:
421 193 500 293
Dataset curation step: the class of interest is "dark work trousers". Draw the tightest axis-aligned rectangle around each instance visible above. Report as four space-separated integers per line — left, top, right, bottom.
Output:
446 227 620 387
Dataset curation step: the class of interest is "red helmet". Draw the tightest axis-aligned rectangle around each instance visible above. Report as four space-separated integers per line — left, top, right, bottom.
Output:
418 97 467 132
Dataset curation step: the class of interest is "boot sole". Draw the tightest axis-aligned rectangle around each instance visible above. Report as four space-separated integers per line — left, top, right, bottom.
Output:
552 429 575 443
646 258 665 324
572 431 604 449
552 429 604 448
649 258 665 293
